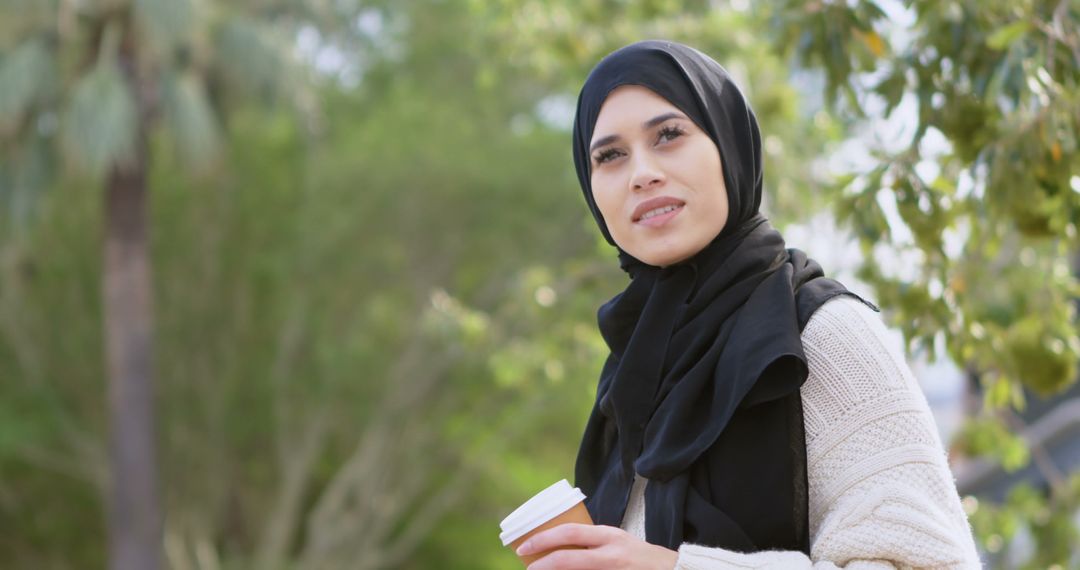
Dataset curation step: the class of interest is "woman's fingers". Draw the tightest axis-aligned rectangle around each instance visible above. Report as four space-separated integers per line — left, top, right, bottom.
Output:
517 523 617 556
527 547 611 570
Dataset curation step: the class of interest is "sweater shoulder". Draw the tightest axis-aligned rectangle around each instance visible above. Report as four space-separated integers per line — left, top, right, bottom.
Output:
799 296 934 446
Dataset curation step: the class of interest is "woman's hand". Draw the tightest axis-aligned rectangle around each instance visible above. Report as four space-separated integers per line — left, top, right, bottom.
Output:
517 523 678 570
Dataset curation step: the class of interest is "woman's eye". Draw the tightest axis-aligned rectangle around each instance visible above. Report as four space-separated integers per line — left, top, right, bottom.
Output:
657 125 685 143
594 148 622 164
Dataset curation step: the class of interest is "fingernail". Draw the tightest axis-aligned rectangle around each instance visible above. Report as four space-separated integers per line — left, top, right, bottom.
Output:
516 541 531 555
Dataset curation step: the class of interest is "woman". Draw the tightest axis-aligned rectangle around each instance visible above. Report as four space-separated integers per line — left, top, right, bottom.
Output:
514 41 981 569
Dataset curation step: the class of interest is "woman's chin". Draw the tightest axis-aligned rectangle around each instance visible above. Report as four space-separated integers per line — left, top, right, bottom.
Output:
639 247 696 268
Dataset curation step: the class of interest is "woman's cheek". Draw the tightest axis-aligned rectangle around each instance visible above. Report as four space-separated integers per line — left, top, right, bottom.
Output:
593 188 623 224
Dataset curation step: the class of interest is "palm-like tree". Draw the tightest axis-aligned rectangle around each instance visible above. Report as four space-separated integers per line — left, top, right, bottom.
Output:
0 1 320 567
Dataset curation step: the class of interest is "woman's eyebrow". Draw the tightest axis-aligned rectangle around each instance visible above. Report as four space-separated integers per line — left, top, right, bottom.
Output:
589 112 689 154
590 134 619 154
642 111 686 129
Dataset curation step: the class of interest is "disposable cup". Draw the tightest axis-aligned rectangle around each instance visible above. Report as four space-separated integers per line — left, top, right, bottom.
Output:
499 479 594 565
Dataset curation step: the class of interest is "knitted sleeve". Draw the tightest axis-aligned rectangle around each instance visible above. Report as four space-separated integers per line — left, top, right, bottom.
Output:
661 296 981 569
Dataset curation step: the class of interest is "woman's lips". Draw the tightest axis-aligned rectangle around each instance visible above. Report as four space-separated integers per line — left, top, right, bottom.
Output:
636 204 684 227
632 196 686 227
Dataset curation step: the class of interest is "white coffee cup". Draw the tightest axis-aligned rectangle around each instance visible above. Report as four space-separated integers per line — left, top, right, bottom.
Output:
499 479 593 565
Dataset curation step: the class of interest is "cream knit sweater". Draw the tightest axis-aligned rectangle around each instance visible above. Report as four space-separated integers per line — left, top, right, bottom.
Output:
619 297 982 569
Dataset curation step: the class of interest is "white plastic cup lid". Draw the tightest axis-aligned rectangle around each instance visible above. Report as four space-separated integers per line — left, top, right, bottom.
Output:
499 479 586 546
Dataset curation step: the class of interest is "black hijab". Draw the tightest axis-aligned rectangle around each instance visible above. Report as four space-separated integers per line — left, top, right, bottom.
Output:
571 40 875 552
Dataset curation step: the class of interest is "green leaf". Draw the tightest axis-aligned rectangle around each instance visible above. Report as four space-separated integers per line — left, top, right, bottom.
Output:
986 21 1029 50
163 71 221 169
984 375 1012 410
134 0 193 54
1005 316 1079 397
3 131 55 236
62 62 137 176
215 18 288 98
0 37 54 125
873 66 906 115
958 415 1030 471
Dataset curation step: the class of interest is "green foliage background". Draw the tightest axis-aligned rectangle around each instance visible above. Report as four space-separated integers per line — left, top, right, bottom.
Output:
1 0 1077 568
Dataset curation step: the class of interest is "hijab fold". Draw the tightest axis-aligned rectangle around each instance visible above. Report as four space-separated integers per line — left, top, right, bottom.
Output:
571 40 876 553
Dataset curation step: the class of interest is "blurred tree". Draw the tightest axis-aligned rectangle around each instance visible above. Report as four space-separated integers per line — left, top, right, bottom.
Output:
769 0 1080 398
0 0 324 567
768 0 1080 565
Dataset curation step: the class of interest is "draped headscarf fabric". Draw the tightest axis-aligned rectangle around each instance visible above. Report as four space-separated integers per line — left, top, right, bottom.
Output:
571 40 876 553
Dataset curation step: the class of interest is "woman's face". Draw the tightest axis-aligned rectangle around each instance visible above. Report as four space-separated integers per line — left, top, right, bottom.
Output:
589 85 729 267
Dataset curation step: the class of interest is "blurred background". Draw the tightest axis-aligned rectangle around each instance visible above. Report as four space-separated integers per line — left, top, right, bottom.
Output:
1 0 1078 568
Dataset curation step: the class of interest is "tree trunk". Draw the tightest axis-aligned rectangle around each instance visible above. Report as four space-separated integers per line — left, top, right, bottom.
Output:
103 23 161 570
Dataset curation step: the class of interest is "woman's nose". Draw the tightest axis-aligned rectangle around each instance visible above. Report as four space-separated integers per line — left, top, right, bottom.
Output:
629 153 665 191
